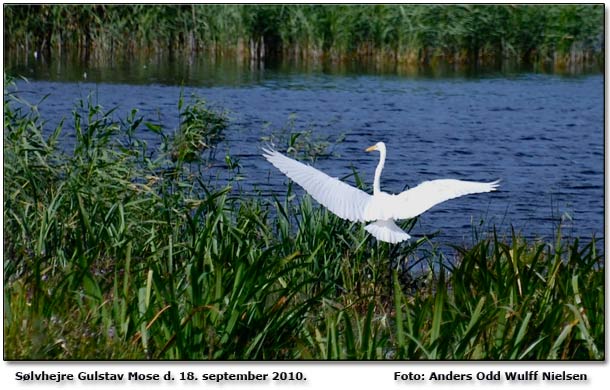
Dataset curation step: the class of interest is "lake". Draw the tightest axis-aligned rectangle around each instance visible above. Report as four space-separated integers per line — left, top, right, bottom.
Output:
7 55 604 246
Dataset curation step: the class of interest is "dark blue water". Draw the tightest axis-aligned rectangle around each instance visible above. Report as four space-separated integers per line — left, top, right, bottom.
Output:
11 72 604 246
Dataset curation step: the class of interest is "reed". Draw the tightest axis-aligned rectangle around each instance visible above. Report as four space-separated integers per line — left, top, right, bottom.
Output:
4 4 603 68
3 79 604 360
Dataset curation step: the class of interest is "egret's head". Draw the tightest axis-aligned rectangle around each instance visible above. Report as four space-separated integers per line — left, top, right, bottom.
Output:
365 142 385 153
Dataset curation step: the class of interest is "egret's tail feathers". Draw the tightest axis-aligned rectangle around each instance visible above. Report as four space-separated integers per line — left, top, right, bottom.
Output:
365 219 411 244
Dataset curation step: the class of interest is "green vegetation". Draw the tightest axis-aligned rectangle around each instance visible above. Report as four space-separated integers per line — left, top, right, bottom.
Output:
169 94 228 163
4 79 603 360
4 4 603 69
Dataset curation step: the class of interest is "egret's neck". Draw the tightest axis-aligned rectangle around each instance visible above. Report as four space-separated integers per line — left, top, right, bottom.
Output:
373 148 385 195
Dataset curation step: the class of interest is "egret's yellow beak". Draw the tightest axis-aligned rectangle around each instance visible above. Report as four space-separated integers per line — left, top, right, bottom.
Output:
365 144 378 152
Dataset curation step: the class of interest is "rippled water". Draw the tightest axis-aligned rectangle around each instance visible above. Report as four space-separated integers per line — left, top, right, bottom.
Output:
10 68 603 246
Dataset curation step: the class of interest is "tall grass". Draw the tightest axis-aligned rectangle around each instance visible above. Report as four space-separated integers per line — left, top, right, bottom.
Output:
4 4 603 68
3 79 604 360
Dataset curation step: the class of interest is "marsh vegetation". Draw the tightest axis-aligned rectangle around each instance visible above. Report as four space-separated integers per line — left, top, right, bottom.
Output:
4 4 604 73
3 79 603 360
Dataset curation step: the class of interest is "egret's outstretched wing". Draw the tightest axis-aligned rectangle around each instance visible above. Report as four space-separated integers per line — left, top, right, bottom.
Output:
263 148 371 222
390 179 500 220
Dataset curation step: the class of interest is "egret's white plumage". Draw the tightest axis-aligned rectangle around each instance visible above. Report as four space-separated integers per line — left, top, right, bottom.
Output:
263 142 499 243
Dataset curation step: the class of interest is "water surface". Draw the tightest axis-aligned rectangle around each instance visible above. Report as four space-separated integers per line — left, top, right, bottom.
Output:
8 58 604 246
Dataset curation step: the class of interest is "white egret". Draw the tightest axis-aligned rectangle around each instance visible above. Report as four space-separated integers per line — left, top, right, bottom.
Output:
263 142 499 243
